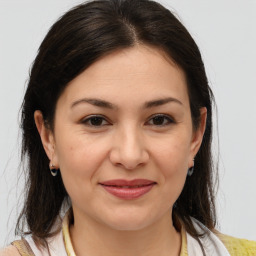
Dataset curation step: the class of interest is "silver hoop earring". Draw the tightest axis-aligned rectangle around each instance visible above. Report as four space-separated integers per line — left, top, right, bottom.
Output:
49 163 58 177
187 158 195 176
187 166 194 176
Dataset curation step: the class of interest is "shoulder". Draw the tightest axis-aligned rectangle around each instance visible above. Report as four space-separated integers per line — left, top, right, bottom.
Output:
0 245 20 256
0 239 36 256
218 233 256 256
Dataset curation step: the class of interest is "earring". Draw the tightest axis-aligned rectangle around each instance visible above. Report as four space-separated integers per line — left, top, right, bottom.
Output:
49 163 58 177
187 166 194 176
187 159 195 176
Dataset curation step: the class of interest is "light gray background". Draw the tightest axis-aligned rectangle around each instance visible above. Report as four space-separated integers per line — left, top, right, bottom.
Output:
1 0 256 247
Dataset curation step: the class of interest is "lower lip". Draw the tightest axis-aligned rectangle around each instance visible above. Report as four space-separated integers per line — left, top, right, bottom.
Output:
101 184 155 200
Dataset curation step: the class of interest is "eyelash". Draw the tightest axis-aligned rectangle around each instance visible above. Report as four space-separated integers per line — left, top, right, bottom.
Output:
81 114 175 128
145 114 175 126
81 115 111 127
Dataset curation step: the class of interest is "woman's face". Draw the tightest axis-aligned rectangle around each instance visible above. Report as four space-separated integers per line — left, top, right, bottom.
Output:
37 45 206 231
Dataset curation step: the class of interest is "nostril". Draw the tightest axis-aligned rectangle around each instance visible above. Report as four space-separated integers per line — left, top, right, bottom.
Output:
109 136 149 169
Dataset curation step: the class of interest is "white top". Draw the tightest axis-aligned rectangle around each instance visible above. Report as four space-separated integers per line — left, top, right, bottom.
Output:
26 231 67 256
186 218 230 256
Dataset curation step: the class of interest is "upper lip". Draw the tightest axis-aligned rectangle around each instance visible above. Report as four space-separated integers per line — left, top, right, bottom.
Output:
99 179 156 186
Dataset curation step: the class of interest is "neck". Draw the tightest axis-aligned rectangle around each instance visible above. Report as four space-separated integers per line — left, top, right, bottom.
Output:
69 210 181 256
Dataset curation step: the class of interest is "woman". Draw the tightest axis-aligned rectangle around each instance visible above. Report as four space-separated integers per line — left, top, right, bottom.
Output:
1 0 255 255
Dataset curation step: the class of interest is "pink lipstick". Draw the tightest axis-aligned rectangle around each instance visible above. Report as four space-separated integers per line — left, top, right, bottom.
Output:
99 179 156 200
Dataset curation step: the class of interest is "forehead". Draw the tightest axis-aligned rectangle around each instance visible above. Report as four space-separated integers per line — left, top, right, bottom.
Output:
58 45 189 107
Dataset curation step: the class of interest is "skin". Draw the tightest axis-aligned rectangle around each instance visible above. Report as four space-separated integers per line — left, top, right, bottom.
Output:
0 247 20 256
34 45 207 256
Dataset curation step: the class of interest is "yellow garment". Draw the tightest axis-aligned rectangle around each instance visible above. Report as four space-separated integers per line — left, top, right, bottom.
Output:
62 211 76 256
180 226 188 256
218 233 256 256
11 239 35 256
179 227 256 256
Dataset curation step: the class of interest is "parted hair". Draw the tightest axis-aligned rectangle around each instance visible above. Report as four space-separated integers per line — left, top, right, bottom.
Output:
17 0 217 248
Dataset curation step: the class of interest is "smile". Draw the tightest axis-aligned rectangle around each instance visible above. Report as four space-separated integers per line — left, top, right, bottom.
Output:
99 179 156 200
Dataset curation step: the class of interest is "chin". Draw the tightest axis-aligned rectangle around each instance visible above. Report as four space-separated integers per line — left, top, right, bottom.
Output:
107 219 151 231
100 210 158 231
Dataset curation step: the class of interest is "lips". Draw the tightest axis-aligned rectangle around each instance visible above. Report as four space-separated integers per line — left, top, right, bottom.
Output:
99 179 156 200
100 179 155 187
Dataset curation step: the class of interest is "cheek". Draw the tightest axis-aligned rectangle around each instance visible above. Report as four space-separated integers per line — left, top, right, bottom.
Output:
55 136 110 196
152 133 191 172
56 134 108 172
151 135 190 198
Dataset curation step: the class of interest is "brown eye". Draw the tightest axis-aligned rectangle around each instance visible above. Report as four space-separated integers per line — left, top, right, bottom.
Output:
147 114 174 126
82 115 109 127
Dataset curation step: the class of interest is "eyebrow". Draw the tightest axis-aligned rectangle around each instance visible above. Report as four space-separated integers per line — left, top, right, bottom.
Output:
71 98 116 109
71 97 183 109
144 97 183 108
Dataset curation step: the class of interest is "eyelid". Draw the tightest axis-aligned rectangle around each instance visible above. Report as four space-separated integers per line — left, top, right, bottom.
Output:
80 114 111 126
79 113 175 128
145 113 175 126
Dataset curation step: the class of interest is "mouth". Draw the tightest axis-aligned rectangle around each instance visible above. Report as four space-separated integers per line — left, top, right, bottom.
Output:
99 179 157 200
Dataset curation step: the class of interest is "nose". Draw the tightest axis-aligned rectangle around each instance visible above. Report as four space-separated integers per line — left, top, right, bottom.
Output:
109 126 149 170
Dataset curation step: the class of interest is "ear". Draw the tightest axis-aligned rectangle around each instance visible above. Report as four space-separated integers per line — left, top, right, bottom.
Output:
189 107 207 166
34 110 58 166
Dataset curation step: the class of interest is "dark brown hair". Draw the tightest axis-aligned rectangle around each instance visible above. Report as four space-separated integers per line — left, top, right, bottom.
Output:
17 0 217 249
